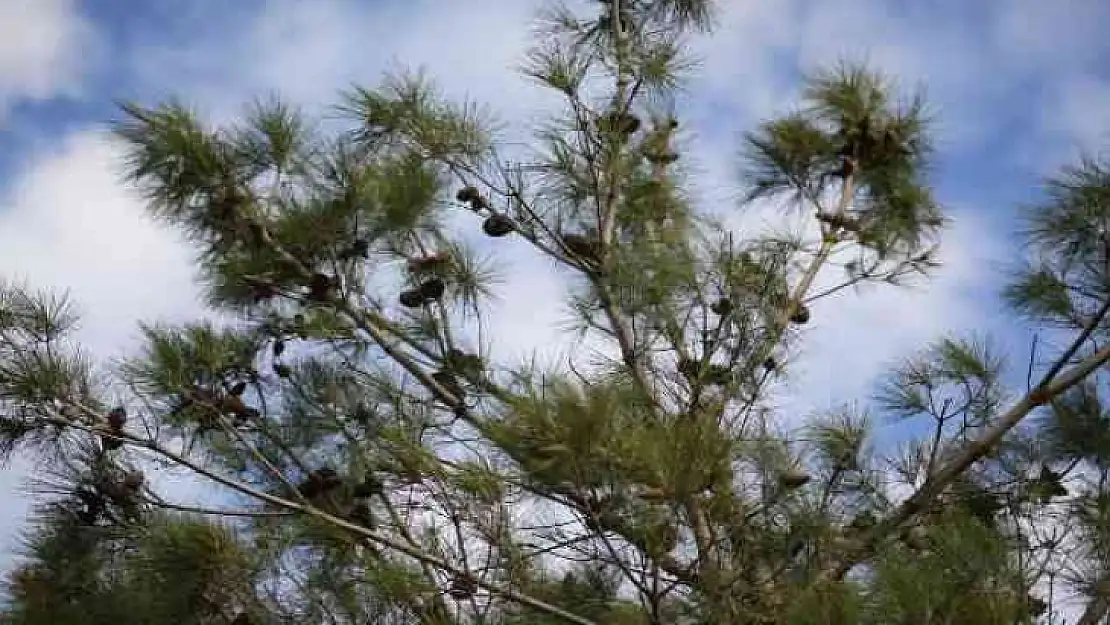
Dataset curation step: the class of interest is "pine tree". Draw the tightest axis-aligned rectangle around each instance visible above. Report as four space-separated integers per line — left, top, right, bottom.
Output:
5 1 1110 623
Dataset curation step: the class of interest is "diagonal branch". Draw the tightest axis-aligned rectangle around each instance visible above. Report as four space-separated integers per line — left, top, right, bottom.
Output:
141 496 296 518
825 320 1110 581
49 405 599 625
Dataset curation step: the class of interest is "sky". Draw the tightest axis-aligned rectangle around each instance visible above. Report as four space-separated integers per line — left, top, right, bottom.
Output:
1 0 1110 617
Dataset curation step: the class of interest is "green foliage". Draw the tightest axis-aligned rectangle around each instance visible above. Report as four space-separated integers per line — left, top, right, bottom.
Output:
1039 381 1110 468
504 565 650 625
865 512 1037 625
0 282 100 462
744 113 841 207
875 337 1005 429
3 510 270 625
337 69 496 163
744 64 943 260
1006 157 1110 334
783 582 863 625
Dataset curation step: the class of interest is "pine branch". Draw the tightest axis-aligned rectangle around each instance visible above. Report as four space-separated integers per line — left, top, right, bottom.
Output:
243 207 475 414
44 402 600 625
826 298 1110 580
685 173 857 586
588 0 664 416
24 14 1084 623
216 410 314 507
112 114 689 607
141 497 296 518
376 482 458 621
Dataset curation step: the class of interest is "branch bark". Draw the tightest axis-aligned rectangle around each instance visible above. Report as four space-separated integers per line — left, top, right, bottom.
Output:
824 338 1110 581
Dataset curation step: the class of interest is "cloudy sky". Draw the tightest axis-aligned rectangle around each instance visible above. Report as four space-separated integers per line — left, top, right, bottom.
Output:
1 0 1109 612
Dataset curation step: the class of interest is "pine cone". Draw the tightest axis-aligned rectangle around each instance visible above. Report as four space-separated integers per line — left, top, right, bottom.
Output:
456 186 481 204
710 298 733 316
107 407 127 431
407 252 453 273
482 215 514 238
779 469 811 489
307 273 338 302
432 370 464 400
399 289 425 309
789 303 810 324
598 111 640 136
122 471 145 491
562 234 601 263
448 574 479 599
419 278 446 301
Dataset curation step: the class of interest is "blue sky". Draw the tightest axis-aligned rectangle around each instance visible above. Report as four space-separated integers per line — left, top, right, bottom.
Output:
2 0 1110 609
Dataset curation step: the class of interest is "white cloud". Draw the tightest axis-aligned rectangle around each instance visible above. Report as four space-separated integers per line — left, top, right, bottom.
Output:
0 0 99 120
0 130 202 356
987 0 1110 74
984 0 1110 174
794 1 1015 153
1003 71 1110 198
245 0 540 108
0 130 202 567
133 0 558 133
688 0 800 125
